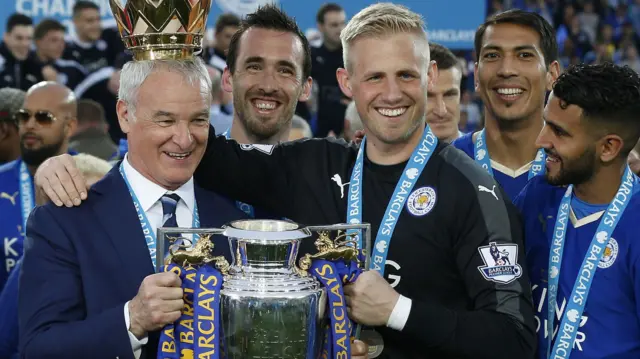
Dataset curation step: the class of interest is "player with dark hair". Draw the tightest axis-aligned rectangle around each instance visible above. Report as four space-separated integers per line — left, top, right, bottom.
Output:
454 9 560 201
224 4 313 144
63 0 124 73
312 2 348 137
205 13 241 72
516 62 640 359
0 13 46 90
427 42 464 142
33 19 88 90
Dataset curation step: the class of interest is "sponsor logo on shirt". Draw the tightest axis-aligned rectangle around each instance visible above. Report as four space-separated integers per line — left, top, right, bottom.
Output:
477 242 522 284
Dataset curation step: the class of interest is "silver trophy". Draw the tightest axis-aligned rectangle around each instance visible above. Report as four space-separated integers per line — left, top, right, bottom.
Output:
156 219 371 359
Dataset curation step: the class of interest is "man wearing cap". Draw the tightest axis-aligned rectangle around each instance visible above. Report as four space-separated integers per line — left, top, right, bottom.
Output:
0 88 26 165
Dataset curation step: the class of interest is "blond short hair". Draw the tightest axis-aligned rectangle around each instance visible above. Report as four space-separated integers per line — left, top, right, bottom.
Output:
340 3 428 70
73 153 112 181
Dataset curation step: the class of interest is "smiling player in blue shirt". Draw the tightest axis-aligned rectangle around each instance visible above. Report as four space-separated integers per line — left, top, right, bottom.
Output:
515 63 640 359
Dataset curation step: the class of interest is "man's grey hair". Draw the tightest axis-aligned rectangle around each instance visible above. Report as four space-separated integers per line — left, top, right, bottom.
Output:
291 115 313 138
118 57 212 118
340 3 429 71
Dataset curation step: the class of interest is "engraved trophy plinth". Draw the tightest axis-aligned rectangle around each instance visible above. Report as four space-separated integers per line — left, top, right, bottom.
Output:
156 220 371 359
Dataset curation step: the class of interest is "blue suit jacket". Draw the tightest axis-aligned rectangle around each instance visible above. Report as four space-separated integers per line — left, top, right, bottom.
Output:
18 165 247 359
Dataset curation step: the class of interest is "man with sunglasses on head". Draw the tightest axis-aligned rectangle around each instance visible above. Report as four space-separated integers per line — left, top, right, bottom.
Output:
0 81 77 291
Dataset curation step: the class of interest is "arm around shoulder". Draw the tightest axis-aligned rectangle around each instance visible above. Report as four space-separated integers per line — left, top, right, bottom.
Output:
19 205 135 359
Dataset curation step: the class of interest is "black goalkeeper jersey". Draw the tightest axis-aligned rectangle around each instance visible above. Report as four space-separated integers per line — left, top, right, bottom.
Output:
194 129 536 359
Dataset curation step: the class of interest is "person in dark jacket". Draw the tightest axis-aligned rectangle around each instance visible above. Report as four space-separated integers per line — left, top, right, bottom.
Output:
0 14 46 91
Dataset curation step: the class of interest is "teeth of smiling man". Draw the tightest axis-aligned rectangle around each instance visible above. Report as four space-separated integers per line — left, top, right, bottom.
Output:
254 101 276 110
167 152 190 159
496 88 523 95
377 107 407 117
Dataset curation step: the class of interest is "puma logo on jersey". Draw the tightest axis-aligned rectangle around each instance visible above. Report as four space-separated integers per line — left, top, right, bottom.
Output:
331 174 350 199
478 185 498 200
0 191 18 206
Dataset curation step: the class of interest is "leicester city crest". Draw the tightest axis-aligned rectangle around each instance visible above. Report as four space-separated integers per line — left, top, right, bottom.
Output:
406 186 437 216
477 242 522 284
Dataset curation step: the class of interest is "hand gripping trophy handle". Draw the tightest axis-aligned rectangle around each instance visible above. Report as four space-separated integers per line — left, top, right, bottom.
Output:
300 223 372 341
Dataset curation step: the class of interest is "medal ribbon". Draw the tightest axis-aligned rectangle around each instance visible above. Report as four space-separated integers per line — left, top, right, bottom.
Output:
120 162 200 270
546 166 635 359
346 127 438 276
158 264 222 359
18 161 34 229
311 259 362 359
193 265 223 359
474 129 546 179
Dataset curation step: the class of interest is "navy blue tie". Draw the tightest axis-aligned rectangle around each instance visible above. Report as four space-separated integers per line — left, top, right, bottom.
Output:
161 193 181 254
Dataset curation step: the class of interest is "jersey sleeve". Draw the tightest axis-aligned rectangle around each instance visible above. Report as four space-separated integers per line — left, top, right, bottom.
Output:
400 151 536 358
194 126 352 219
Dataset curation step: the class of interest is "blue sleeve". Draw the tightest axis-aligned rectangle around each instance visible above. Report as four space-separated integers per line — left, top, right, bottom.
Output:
19 206 134 359
0 259 20 358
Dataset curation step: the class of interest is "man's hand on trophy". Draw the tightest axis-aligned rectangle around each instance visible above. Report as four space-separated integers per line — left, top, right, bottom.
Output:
35 154 88 207
343 271 399 326
352 339 369 359
128 272 184 339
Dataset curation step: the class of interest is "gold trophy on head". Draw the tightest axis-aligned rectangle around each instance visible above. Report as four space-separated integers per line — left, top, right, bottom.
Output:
109 0 212 60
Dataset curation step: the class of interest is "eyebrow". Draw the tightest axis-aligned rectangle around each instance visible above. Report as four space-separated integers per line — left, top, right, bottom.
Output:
244 56 297 70
482 44 539 53
153 109 210 119
543 116 568 133
153 110 175 119
427 88 459 95
192 109 210 118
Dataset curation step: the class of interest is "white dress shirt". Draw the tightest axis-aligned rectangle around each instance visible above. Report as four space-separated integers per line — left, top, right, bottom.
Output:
121 155 197 358
387 295 412 331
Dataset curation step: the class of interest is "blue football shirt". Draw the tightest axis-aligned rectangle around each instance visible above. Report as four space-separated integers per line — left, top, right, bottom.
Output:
515 175 640 358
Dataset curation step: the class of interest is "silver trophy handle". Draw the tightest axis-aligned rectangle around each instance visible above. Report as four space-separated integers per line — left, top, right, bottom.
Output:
304 223 372 341
155 227 225 272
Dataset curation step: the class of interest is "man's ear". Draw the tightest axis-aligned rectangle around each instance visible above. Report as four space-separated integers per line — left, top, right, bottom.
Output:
598 134 625 164
222 67 233 94
426 60 438 92
117 100 132 134
337 68 352 98
299 76 313 102
546 61 561 92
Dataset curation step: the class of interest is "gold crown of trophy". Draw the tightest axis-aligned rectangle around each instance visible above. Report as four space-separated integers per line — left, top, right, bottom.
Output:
109 0 211 60
108 4 371 357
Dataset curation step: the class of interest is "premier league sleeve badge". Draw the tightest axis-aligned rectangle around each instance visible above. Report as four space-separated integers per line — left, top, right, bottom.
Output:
477 242 523 284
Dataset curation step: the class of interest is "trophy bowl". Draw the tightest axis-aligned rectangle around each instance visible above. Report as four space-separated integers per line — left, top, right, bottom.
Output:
156 220 371 359
221 219 326 359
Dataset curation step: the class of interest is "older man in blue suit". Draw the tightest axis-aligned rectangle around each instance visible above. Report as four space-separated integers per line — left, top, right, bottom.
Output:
18 55 247 359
